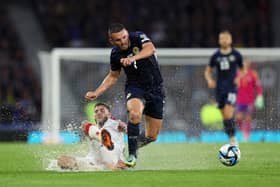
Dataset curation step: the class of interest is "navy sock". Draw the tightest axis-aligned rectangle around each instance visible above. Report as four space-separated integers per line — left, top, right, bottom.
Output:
127 122 140 157
137 132 155 149
223 119 236 137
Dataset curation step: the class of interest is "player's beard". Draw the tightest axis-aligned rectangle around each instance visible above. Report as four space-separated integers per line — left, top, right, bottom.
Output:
97 117 108 128
120 40 130 50
220 43 230 49
220 44 232 54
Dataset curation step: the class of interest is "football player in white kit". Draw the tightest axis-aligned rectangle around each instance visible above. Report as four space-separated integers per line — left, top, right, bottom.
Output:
48 102 128 171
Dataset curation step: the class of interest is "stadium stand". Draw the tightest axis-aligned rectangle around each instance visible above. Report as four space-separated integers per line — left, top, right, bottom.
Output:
0 0 275 142
31 0 272 48
0 4 41 140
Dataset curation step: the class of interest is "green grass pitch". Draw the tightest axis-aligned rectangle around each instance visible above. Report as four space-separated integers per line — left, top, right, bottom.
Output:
0 143 279 187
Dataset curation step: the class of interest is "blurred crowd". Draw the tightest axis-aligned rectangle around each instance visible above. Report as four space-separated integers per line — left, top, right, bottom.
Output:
0 7 41 125
0 0 273 127
32 0 272 48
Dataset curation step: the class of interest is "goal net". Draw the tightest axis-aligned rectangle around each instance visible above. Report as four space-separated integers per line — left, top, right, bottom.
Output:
38 48 280 143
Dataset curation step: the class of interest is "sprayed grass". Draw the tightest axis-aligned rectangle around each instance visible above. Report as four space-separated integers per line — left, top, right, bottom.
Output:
0 143 279 187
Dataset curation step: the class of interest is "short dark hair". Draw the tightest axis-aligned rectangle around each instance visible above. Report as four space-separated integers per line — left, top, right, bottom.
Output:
94 102 111 112
219 30 231 35
108 23 125 35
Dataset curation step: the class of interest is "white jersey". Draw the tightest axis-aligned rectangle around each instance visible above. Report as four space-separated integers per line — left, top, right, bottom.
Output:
46 118 126 171
87 118 125 165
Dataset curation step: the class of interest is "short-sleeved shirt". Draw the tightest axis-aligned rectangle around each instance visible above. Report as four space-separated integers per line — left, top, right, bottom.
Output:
209 48 243 94
110 31 165 119
209 48 243 108
88 118 125 165
110 31 163 90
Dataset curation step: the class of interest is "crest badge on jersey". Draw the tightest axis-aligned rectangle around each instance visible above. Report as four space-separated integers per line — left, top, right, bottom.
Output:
133 47 140 55
229 55 236 62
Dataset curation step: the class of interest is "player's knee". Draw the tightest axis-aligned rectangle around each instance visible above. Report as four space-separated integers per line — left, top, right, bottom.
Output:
235 114 242 123
129 111 142 124
223 114 233 120
222 106 234 119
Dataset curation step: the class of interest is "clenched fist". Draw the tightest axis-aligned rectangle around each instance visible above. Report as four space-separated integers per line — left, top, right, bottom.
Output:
85 91 98 100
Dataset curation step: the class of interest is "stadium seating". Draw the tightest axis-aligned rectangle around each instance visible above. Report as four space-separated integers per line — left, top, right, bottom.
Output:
0 5 41 139
32 0 272 48
0 0 274 141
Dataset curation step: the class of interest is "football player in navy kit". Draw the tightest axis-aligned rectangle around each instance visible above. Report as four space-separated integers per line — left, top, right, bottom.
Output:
204 30 243 145
85 23 165 167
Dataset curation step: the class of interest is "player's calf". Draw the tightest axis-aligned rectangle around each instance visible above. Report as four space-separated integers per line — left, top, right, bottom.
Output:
224 119 236 137
137 133 156 149
224 119 238 145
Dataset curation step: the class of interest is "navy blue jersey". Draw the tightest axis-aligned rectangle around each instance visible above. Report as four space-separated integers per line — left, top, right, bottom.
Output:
209 48 243 93
110 31 163 90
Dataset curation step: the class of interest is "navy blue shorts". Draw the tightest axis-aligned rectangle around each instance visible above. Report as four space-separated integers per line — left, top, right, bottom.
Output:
216 91 237 109
125 86 165 119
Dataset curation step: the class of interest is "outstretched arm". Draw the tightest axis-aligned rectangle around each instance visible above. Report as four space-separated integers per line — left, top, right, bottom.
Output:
134 42 156 60
81 120 99 138
85 70 121 100
120 42 156 66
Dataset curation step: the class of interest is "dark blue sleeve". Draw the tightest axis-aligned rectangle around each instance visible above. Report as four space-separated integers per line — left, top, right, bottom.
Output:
209 53 216 67
110 50 121 71
133 31 151 45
